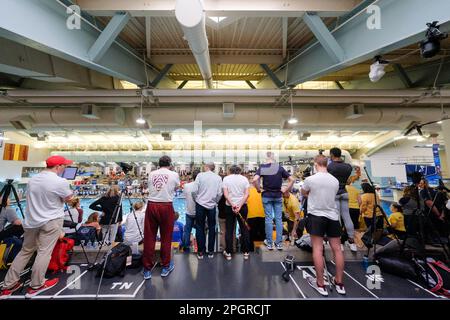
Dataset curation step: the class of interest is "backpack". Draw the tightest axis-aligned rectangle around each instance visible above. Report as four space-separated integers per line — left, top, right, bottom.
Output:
295 234 312 252
76 226 97 244
96 243 132 278
416 258 450 298
0 237 22 270
47 238 75 273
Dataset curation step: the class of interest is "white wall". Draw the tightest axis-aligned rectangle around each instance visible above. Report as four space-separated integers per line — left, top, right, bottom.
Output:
366 140 434 183
0 131 50 182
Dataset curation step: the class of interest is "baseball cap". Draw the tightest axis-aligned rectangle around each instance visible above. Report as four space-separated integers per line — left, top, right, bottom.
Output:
46 155 73 167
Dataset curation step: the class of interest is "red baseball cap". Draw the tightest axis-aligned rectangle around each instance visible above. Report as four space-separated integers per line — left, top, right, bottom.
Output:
46 155 73 167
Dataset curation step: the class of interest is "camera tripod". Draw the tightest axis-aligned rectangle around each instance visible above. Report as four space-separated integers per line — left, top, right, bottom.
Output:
0 180 25 220
400 186 450 263
363 167 401 259
89 179 145 299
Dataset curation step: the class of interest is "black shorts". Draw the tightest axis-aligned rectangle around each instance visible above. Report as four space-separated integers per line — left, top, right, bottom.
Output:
306 215 342 238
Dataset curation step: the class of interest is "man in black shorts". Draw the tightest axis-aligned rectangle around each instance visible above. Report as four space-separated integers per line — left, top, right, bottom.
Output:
301 155 345 296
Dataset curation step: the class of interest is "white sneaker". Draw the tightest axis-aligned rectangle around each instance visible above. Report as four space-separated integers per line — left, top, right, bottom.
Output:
347 241 358 252
306 276 328 297
243 253 250 260
223 251 232 260
275 242 284 251
340 244 345 251
264 240 273 250
331 277 346 295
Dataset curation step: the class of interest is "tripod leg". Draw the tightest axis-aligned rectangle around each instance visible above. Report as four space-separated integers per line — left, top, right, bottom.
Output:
95 251 111 299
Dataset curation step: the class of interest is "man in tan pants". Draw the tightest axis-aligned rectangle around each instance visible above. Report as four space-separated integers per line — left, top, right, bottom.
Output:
1 155 73 299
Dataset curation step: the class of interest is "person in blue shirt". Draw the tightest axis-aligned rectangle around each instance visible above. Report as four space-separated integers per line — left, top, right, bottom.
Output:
172 212 184 247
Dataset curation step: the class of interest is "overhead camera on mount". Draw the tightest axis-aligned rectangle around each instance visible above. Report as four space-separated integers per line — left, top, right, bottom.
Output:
369 55 389 83
420 21 448 59
118 162 133 174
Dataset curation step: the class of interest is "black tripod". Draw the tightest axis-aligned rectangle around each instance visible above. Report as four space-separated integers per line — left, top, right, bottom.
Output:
400 186 450 262
89 181 145 299
363 167 401 259
0 180 25 220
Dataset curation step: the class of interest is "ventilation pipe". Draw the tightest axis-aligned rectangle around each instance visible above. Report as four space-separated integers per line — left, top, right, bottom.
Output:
175 0 213 88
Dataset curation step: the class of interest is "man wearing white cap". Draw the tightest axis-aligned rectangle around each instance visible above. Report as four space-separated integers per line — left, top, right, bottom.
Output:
0 155 74 299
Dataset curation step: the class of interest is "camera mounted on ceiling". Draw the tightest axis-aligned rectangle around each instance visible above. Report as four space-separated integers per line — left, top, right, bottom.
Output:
420 21 448 59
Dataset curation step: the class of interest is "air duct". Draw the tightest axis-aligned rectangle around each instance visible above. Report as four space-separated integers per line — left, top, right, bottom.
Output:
175 0 213 88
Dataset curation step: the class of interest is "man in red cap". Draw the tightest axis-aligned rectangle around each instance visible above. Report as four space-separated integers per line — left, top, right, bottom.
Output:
0 155 74 299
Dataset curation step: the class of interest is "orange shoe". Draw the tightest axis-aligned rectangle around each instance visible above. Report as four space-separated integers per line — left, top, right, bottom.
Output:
0 282 24 300
25 278 59 299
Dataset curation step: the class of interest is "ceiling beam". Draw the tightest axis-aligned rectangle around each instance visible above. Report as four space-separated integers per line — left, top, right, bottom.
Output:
260 64 285 89
150 54 284 65
280 0 450 87
392 63 413 88
0 0 175 87
302 12 345 64
76 0 360 17
282 17 288 59
88 12 131 63
145 17 151 60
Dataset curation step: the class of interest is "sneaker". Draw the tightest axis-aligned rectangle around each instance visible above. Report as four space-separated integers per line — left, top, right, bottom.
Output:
347 241 358 252
161 261 175 277
25 278 59 299
243 253 250 260
223 251 232 261
331 277 346 295
341 244 345 251
207 252 214 259
143 269 152 280
0 282 23 300
276 242 284 251
264 240 273 250
197 253 204 260
306 276 328 297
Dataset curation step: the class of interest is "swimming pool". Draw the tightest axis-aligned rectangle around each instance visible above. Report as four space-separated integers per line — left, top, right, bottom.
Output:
12 196 188 225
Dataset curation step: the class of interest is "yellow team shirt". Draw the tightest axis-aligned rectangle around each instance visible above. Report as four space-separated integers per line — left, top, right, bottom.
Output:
282 194 302 222
388 211 406 232
247 187 265 219
360 193 383 218
345 185 361 209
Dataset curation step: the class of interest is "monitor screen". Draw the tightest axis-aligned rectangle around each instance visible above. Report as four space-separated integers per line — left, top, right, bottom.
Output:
60 167 78 180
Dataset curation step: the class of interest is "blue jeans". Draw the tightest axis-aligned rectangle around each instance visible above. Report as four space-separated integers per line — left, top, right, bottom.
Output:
195 203 217 254
183 214 195 251
262 197 283 245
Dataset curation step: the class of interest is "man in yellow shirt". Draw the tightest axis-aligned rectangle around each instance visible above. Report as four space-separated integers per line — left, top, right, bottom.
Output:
282 190 302 240
247 184 265 250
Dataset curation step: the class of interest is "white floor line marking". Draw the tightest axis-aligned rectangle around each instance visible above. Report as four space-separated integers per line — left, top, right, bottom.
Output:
280 261 306 299
132 280 146 297
407 279 442 299
53 270 89 297
330 260 379 299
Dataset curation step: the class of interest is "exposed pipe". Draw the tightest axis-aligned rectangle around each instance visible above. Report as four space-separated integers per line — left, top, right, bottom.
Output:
175 0 213 88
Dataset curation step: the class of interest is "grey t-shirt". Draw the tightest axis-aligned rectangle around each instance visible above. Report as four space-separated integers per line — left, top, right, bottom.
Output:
302 172 339 221
0 207 19 231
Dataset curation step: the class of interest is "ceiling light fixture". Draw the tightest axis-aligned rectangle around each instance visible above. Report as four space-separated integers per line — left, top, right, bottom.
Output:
287 93 298 124
136 94 146 124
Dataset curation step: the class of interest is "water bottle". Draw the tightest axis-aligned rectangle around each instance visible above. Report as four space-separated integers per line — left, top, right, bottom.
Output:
362 255 369 271
87 241 93 250
93 241 98 249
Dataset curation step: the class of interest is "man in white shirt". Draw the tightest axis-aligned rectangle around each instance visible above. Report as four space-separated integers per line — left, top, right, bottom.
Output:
182 170 199 252
143 156 180 280
301 155 345 297
1 155 73 299
222 165 250 260
193 162 223 259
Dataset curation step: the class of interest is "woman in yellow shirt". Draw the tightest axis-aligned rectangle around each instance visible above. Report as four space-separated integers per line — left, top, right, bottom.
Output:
360 183 383 230
388 203 406 239
247 184 265 250
345 180 361 230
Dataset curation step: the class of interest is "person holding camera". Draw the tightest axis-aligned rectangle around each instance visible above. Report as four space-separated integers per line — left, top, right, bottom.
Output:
89 185 123 245
301 155 345 296
327 147 357 252
143 156 180 280
0 155 74 299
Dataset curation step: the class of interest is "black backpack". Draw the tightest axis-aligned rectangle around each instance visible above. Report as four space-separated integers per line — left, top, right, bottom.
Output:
96 243 132 278
77 226 97 244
